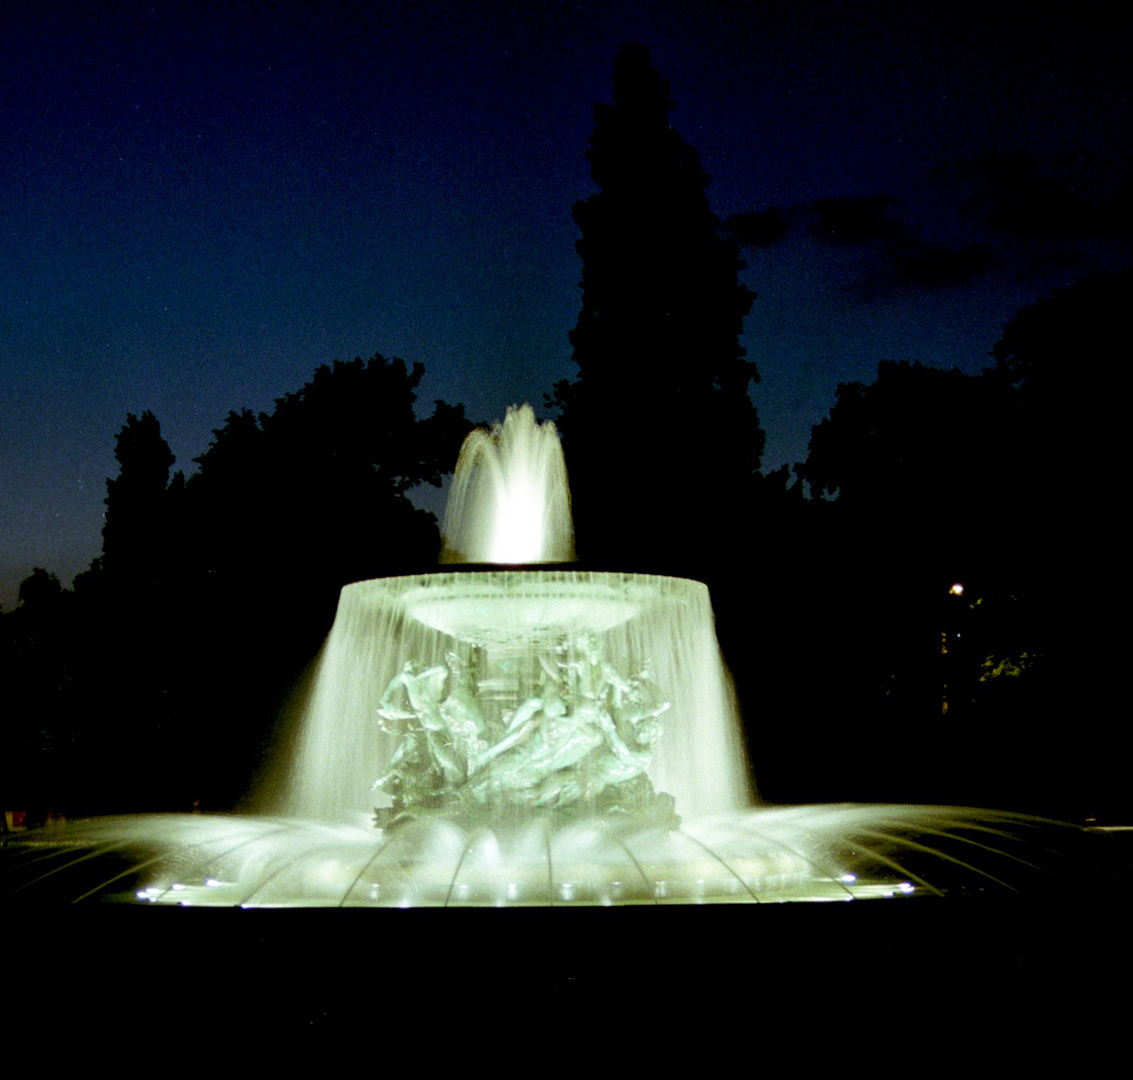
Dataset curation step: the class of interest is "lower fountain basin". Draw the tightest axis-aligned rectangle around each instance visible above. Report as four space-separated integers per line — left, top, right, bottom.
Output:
2 805 1120 907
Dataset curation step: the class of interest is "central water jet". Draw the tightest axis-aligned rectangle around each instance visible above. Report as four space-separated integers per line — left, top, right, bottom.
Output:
441 404 575 564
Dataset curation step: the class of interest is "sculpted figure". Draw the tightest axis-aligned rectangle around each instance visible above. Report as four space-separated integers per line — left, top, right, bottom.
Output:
467 656 579 802
569 631 633 713
374 634 674 824
439 651 490 768
372 674 438 812
373 661 460 813
467 635 655 808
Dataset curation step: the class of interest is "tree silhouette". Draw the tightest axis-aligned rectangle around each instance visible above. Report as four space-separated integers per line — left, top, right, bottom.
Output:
788 360 1045 802
989 270 1130 819
100 410 180 594
188 353 468 602
0 417 183 815
799 360 1019 575
549 43 762 575
1 568 81 816
17 567 63 608
991 268 1130 515
779 267 1132 816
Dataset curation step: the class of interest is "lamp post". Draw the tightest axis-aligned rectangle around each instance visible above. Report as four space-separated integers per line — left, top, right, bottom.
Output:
942 582 964 715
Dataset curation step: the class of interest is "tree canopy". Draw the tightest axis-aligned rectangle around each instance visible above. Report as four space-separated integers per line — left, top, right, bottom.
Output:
100 410 179 593
798 359 1020 574
188 354 468 598
550 43 762 574
990 268 1129 519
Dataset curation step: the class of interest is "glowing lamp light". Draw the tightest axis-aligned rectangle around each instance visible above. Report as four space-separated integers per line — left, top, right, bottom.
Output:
949 583 964 596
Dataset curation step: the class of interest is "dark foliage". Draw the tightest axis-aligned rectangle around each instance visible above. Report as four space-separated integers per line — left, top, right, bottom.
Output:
100 411 179 591
750 270 1131 816
549 43 762 576
188 354 468 602
799 360 1022 576
17 568 63 608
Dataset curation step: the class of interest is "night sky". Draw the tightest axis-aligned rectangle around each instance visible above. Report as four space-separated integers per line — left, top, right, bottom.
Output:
3 2 1130 606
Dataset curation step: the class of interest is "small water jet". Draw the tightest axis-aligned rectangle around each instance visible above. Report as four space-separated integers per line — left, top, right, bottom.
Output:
441 403 575 564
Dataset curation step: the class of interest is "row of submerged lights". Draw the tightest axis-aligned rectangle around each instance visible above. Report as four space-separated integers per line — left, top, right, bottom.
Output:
134 870 917 906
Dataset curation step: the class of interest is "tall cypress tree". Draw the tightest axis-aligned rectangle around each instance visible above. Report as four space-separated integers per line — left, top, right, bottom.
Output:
101 410 178 594
550 43 762 574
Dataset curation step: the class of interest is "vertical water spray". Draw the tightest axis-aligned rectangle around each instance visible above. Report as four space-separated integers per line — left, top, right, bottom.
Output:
441 403 575 564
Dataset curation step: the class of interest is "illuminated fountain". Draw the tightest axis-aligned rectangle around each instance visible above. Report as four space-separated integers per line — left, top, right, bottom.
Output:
0 406 1119 909
285 404 749 830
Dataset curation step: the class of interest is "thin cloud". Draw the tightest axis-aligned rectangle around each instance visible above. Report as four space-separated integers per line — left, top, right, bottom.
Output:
852 241 995 301
940 152 1133 243
811 195 902 245
725 208 789 247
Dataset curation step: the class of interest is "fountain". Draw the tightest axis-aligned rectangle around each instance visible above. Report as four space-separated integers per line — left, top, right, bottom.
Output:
283 404 750 828
0 406 1123 913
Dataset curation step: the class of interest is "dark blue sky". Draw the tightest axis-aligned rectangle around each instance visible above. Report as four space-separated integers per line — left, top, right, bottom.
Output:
2 1 1130 605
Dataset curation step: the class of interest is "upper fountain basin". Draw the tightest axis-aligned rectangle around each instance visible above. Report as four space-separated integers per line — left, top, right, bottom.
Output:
348 568 707 647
